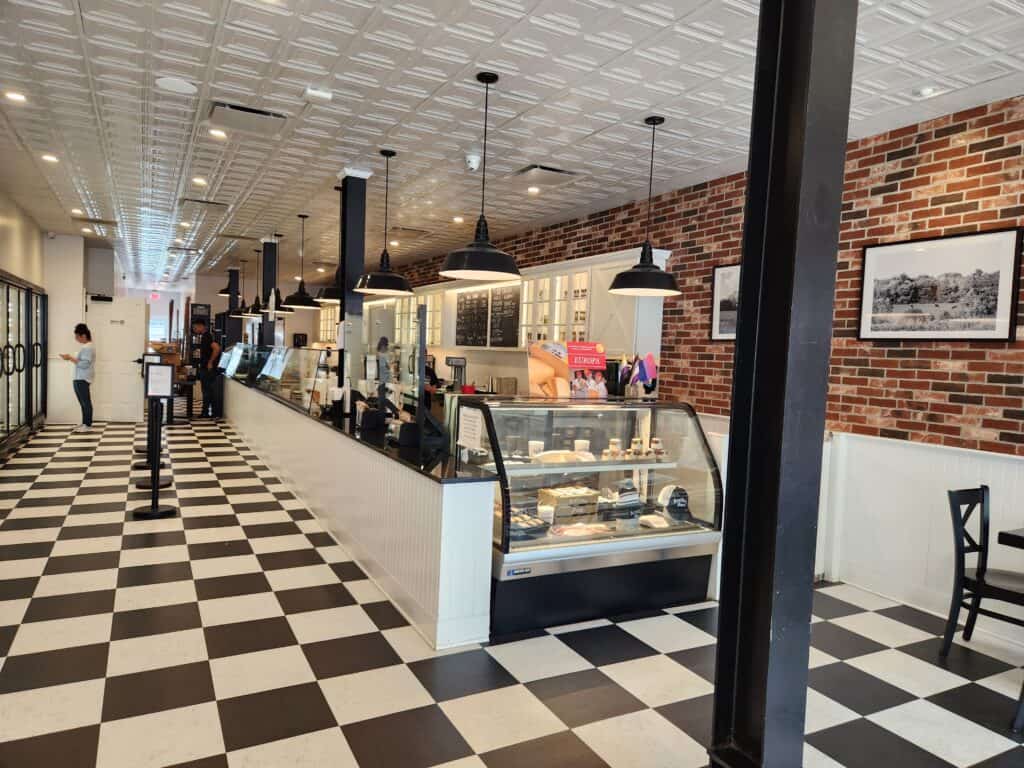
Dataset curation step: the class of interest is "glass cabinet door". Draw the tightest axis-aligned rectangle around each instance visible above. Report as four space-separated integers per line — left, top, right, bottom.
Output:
7 286 21 433
0 285 7 435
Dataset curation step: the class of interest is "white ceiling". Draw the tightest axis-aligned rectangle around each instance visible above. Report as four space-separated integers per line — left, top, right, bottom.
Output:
1 0 1023 287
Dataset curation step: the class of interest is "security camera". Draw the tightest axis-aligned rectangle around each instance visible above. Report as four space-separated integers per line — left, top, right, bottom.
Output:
465 153 481 172
46 231 56 240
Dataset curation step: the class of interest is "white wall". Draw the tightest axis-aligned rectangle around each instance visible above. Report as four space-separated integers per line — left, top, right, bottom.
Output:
0 192 43 287
827 433 1024 643
44 235 86 423
703 410 1024 646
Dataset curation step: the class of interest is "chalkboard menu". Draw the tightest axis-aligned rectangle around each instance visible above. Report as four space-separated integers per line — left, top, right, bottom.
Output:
455 290 489 347
489 285 521 347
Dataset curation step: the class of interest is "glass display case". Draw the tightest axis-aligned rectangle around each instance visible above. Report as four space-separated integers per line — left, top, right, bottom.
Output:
224 345 336 417
456 397 723 636
457 398 722 553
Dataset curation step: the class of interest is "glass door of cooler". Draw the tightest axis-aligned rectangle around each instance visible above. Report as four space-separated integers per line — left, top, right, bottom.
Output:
7 286 25 433
0 284 7 436
31 292 45 422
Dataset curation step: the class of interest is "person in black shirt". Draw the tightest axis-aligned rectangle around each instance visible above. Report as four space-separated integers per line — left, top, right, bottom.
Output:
194 318 222 418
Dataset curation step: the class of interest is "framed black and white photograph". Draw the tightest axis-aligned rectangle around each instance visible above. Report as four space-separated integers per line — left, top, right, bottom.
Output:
859 229 1022 341
711 264 740 340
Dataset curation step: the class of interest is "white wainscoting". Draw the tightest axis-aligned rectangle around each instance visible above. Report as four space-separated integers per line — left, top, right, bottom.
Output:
701 410 1024 645
225 380 496 649
829 432 1024 643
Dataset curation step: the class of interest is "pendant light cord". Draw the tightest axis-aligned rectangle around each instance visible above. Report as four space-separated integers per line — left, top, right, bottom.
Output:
480 81 489 218
383 154 390 259
646 120 656 243
299 218 305 280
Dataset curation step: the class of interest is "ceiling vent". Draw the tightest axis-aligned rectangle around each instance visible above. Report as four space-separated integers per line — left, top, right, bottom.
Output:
208 101 288 138
180 197 229 208
387 226 431 244
507 164 580 189
72 216 118 227
216 233 261 242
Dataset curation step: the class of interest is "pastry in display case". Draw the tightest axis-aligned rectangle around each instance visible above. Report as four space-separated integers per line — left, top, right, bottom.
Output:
454 397 723 636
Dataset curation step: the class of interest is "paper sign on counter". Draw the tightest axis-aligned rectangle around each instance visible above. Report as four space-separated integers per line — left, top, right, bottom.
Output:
457 407 484 451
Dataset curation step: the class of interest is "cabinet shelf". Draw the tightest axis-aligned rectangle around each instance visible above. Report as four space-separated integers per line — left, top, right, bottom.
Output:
483 457 678 477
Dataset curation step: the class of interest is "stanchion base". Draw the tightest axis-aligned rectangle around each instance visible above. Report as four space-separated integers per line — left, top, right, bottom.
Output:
130 505 178 520
135 477 173 490
132 461 166 471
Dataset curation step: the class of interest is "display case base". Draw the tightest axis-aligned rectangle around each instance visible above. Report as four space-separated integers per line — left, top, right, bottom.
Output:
490 553 712 638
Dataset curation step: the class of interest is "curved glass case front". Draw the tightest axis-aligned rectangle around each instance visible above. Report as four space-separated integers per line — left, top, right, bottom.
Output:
456 398 722 553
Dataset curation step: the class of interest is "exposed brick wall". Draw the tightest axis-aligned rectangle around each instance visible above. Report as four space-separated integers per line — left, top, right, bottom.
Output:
404 96 1024 453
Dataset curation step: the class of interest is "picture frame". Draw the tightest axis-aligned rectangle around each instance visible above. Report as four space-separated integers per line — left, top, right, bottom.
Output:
711 264 740 341
858 228 1022 342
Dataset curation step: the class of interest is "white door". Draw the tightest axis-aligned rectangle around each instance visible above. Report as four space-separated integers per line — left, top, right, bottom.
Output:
85 299 146 423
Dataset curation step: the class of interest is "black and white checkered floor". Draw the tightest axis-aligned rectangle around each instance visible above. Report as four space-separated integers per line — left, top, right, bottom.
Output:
0 421 1022 768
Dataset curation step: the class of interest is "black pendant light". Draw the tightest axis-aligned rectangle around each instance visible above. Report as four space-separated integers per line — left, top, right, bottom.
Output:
217 267 235 298
282 215 319 310
243 249 263 317
315 263 342 305
355 149 413 297
229 261 249 318
439 72 519 282
609 116 681 297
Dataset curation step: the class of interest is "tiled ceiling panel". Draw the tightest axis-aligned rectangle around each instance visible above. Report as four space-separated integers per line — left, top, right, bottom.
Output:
0 0 1022 286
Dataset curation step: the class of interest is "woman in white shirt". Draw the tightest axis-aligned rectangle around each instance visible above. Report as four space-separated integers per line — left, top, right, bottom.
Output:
60 323 95 432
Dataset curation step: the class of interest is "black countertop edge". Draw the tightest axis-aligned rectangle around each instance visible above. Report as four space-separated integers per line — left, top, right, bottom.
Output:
226 378 497 486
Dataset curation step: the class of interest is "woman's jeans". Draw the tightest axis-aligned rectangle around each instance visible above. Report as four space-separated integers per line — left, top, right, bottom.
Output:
73 380 93 426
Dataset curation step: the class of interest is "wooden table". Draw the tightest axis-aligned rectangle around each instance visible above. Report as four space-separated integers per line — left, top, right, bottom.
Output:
998 528 1024 549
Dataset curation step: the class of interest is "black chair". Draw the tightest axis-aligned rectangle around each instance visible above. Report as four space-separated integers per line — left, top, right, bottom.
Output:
942 485 1024 657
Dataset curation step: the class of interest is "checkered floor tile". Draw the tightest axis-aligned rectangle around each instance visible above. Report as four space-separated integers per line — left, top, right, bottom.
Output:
0 421 1021 767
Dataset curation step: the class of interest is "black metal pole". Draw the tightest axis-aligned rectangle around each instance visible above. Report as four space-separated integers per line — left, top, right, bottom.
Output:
709 2 858 767
336 175 367 394
149 399 160 508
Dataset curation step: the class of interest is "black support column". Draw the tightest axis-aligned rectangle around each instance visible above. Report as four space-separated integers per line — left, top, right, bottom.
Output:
709 2 858 767
226 267 239 312
224 267 242 346
260 237 278 346
336 173 368 388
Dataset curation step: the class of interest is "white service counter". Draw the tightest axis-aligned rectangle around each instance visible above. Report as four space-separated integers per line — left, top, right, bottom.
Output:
225 378 497 649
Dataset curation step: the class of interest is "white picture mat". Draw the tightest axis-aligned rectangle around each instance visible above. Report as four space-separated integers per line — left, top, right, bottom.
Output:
146 364 173 398
859 230 1019 340
711 265 740 341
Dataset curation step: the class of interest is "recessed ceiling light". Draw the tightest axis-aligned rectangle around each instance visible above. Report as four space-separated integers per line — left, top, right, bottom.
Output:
316 267 326 273
453 216 464 224
208 128 227 139
179 222 190 228
913 85 936 98
5 92 26 103
174 238 184 245
389 240 399 247
81 227 92 234
155 76 197 95
192 176 207 186
527 186 540 195
71 208 83 215
41 154 58 163
293 275 301 281
426 200 433 205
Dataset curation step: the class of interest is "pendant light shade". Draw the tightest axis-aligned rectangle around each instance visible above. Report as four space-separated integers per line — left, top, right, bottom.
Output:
282 214 319 310
609 116 681 298
315 264 343 305
217 268 236 298
439 72 519 282
355 149 414 297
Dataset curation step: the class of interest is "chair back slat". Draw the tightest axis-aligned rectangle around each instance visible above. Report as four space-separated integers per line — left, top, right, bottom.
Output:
947 485 990 582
